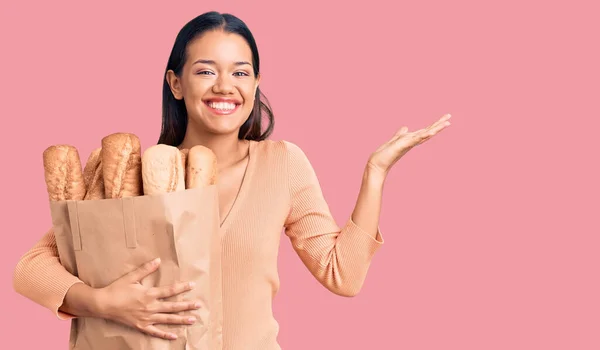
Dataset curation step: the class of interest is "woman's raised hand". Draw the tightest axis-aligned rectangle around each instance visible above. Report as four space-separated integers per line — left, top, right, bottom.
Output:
367 114 452 176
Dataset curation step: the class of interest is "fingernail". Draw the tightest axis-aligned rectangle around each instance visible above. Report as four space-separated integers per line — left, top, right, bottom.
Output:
194 302 202 308
153 258 161 265
188 317 196 323
168 333 177 340
189 281 196 288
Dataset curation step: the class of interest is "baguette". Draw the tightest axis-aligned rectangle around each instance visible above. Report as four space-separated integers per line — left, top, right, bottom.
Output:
42 145 87 201
186 145 218 188
82 147 105 200
101 133 143 198
142 144 185 195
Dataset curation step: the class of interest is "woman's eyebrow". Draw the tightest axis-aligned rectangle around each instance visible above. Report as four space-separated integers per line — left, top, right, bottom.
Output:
193 59 251 66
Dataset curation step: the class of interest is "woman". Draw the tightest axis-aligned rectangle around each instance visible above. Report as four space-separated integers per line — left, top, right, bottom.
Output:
13 11 450 349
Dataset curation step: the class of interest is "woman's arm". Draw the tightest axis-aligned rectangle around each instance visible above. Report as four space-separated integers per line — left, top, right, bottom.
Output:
13 228 203 340
12 228 86 319
13 228 117 319
283 141 384 298
60 283 103 318
283 115 450 297
352 113 451 237
350 166 386 240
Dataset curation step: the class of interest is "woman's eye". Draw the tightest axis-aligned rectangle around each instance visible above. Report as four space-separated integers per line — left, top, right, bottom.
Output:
196 71 214 75
233 71 249 77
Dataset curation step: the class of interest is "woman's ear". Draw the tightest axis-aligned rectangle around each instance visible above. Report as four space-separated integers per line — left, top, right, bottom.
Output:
166 70 183 100
254 73 261 95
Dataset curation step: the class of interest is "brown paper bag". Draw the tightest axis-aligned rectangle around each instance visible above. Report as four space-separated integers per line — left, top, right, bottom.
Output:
49 185 223 350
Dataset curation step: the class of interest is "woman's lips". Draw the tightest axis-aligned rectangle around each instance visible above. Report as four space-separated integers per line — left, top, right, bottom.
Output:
204 100 240 115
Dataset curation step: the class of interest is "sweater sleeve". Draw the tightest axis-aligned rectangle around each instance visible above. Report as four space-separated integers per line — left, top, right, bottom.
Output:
13 227 84 320
283 141 384 297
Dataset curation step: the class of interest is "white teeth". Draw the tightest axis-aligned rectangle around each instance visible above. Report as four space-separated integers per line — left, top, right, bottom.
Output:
208 101 236 110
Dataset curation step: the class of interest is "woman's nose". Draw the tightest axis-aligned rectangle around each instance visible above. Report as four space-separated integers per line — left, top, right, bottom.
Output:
212 75 234 94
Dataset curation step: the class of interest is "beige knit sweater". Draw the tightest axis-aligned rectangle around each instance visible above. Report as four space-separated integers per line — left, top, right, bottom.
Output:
13 139 384 349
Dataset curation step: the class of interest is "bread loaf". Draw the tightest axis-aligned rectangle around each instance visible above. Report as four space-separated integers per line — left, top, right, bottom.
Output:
43 145 87 201
83 147 101 189
101 133 142 198
142 144 185 195
82 147 105 200
186 145 218 188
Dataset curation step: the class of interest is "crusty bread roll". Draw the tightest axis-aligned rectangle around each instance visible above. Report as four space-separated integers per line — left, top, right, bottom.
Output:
83 147 101 189
43 145 87 201
142 144 185 195
186 145 218 188
82 147 105 200
101 133 142 198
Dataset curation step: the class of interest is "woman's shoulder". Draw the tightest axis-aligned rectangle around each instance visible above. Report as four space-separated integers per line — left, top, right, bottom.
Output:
252 139 312 173
253 138 305 156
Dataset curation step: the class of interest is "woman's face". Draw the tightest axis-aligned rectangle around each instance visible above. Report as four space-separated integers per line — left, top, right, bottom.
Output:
167 30 260 136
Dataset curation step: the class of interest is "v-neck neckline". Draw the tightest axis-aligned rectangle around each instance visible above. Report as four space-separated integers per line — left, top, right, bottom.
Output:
218 140 257 231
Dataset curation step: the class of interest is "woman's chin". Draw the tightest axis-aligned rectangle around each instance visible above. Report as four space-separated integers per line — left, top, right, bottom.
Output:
193 119 243 136
187 108 249 135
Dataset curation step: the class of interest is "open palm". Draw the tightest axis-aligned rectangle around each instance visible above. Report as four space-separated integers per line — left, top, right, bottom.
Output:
367 114 452 175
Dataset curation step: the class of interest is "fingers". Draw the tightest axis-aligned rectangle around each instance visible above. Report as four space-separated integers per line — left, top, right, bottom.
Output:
140 313 198 340
151 281 196 299
425 120 449 137
425 113 451 134
150 313 197 326
393 114 451 142
393 126 409 138
438 113 452 123
142 325 178 340
415 119 450 145
415 114 451 142
151 300 202 314
431 113 452 127
429 115 451 134
126 258 161 284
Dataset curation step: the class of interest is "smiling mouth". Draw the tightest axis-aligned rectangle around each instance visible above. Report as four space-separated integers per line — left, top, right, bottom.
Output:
204 100 240 114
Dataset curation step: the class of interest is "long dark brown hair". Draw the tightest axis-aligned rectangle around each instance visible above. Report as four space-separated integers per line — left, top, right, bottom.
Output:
157 11 274 146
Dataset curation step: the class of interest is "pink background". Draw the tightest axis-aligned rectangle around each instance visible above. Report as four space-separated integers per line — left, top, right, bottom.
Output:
1 0 599 349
